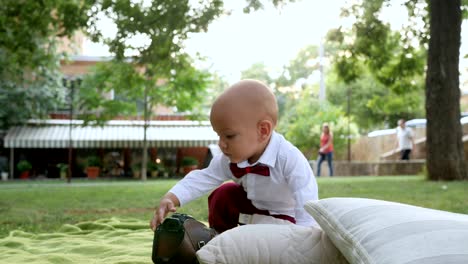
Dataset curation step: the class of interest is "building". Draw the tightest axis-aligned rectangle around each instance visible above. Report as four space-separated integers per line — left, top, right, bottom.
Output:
0 53 219 179
3 119 218 179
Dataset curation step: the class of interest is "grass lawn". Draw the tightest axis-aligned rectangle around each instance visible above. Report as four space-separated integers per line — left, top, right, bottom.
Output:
0 175 467 238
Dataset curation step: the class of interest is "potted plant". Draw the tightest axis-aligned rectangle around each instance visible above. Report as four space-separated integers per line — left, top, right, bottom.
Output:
86 155 101 179
17 160 32 179
148 161 162 178
132 163 141 178
161 167 171 178
56 163 68 179
0 161 8 181
1 170 8 181
181 156 199 175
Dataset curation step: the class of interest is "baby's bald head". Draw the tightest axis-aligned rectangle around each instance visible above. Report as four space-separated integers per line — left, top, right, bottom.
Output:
210 79 278 127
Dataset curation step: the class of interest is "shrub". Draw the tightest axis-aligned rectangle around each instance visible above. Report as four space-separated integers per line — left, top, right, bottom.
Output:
86 156 101 167
17 160 32 172
56 163 68 172
181 156 199 166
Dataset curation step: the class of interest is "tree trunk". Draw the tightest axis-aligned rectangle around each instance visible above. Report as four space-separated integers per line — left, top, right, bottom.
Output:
425 0 466 180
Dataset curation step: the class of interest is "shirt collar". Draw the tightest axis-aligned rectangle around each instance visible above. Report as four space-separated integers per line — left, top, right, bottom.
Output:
237 131 279 168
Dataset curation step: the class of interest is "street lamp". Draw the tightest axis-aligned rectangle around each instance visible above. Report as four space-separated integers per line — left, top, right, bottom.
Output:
347 86 351 162
318 37 326 102
64 77 81 183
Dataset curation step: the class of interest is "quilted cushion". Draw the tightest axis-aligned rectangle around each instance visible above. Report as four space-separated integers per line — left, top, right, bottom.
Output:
304 197 468 264
196 223 348 264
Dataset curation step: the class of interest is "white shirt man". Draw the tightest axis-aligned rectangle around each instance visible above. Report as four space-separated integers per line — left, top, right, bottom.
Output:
396 119 414 160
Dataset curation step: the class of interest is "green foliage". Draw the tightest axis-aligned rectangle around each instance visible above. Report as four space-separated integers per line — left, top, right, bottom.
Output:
241 62 276 86
86 156 101 167
276 45 320 88
131 163 142 172
181 156 199 166
160 56 212 113
464 0 468 19
326 68 425 131
78 1 223 123
200 73 230 113
77 61 142 124
240 62 291 116
334 1 428 84
56 163 68 173
1 0 223 130
277 87 359 159
78 0 224 180
16 160 32 173
78 57 212 124
0 0 95 130
323 1 427 131
236 1 433 134
242 0 296 12
147 162 163 172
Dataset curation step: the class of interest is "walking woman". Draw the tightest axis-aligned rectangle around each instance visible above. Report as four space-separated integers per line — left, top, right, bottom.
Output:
317 123 334 177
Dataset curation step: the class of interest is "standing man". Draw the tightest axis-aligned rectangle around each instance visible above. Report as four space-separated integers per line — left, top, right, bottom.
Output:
395 119 415 160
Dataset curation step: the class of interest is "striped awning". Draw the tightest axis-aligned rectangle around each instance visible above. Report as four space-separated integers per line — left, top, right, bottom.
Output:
4 119 219 149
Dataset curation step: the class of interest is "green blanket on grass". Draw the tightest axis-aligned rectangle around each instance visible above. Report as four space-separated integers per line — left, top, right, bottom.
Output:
0 218 154 264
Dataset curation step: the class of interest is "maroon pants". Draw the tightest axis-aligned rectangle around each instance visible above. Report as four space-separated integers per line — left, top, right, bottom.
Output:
208 182 295 233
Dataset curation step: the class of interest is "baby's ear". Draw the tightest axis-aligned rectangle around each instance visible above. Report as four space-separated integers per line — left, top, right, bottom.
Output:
257 120 273 141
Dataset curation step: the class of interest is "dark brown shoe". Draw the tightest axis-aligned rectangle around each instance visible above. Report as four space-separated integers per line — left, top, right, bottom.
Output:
152 213 217 264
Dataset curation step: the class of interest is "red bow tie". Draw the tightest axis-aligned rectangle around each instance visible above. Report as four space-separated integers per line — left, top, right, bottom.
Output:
229 163 270 178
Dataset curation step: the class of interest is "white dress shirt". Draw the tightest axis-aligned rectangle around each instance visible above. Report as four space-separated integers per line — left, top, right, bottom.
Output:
169 131 319 227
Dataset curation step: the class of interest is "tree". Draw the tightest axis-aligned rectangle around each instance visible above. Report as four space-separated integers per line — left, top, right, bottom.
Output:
244 1 467 181
0 0 95 130
425 0 466 180
236 37 364 159
79 0 224 180
240 62 275 86
277 86 359 159
200 73 230 113
327 0 467 180
326 58 426 132
325 5 427 131
276 44 319 89
240 0 427 133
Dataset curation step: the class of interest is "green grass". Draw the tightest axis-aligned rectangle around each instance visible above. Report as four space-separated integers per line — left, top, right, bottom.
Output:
318 176 468 213
1 176 467 238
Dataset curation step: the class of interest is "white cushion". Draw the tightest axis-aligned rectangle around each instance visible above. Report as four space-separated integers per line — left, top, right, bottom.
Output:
196 223 348 264
304 197 468 264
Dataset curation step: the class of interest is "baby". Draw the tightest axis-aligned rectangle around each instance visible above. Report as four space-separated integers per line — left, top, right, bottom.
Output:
150 79 318 233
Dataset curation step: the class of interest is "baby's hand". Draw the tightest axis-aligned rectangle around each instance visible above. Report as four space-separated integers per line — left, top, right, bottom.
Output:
149 193 179 231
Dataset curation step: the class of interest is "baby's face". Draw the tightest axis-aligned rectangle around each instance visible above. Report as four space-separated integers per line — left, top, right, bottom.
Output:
211 111 262 164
